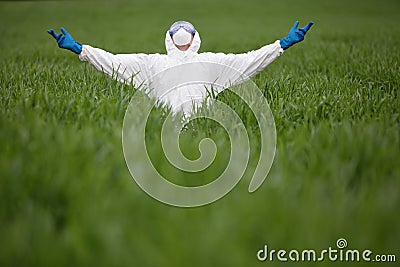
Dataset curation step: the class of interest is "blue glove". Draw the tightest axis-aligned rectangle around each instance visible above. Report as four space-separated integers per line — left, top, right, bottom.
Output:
280 21 314 50
47 27 83 54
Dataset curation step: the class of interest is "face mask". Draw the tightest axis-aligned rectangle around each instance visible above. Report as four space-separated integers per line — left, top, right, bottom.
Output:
172 28 193 46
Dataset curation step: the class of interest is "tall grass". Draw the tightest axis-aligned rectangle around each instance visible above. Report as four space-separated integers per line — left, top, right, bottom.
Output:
0 0 399 266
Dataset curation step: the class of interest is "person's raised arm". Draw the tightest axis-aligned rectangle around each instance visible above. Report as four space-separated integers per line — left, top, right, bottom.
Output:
210 21 314 82
47 27 146 86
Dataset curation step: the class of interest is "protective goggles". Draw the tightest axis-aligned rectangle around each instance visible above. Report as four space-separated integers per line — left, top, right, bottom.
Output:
168 21 196 36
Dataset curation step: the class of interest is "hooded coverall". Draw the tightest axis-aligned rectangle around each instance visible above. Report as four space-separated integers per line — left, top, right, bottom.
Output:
78 30 283 114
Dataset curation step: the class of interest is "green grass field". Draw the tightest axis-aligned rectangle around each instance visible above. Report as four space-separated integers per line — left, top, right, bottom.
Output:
1 0 399 266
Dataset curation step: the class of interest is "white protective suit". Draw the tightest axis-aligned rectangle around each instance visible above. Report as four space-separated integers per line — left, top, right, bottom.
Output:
78 30 283 114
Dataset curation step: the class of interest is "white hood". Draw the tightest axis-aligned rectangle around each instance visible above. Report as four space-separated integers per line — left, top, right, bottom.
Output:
165 30 201 57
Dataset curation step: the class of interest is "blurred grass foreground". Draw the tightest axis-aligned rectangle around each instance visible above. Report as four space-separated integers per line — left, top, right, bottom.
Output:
0 0 399 266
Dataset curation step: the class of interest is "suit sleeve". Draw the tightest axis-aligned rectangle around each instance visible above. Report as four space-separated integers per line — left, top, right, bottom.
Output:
78 44 151 87
211 40 283 81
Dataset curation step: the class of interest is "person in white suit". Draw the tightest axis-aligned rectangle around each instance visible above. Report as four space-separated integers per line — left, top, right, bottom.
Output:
48 20 313 114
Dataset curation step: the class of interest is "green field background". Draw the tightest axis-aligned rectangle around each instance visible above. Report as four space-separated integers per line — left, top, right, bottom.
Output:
0 0 399 266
